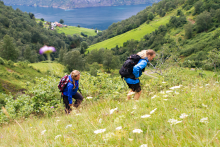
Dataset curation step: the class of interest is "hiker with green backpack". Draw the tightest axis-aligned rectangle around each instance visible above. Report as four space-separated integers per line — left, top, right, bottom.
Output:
58 70 83 114
119 50 156 100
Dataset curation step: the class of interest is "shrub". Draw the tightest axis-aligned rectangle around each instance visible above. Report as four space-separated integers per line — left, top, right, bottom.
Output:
0 57 5 65
7 60 14 67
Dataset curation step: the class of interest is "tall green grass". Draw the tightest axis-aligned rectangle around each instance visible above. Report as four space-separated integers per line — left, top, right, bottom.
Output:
1 67 220 146
56 26 98 36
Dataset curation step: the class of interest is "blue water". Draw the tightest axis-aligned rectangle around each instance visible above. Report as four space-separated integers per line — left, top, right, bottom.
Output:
7 4 151 30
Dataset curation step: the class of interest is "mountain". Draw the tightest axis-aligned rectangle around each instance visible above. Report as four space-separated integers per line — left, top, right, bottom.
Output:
2 0 159 9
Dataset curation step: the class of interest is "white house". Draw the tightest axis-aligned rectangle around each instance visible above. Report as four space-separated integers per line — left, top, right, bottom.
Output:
51 23 56 27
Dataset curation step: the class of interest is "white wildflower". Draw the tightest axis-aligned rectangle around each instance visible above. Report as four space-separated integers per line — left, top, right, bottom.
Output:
99 118 102 123
205 84 209 86
131 111 135 114
103 132 115 141
141 114 151 118
151 95 157 99
94 128 106 134
199 86 203 88
202 103 207 107
87 96 93 99
200 117 208 123
160 91 165 94
162 82 166 83
163 99 168 101
150 108 157 114
41 130 46 135
180 113 188 119
133 105 137 109
57 120 60 122
170 85 182 90
140 144 148 147
116 126 122 130
110 107 118 114
128 138 134 141
55 135 61 139
175 91 179 95
166 90 173 93
133 129 143 133
127 92 135 96
163 95 168 98
168 119 182 125
65 124 72 129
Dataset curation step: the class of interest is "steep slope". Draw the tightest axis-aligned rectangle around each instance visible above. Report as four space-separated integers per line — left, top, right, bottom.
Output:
1 67 220 146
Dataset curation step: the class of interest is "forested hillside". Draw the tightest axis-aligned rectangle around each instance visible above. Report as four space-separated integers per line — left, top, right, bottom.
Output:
0 1 84 63
0 0 220 72
3 0 159 9
82 0 220 71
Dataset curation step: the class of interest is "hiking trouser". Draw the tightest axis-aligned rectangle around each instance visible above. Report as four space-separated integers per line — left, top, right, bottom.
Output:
62 92 83 113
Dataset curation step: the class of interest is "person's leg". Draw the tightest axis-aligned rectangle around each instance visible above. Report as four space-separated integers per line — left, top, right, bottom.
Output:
73 92 84 108
134 90 142 100
127 89 133 100
63 95 71 114
134 83 142 100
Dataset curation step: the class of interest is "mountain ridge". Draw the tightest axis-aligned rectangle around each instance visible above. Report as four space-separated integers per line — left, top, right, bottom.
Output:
2 0 160 10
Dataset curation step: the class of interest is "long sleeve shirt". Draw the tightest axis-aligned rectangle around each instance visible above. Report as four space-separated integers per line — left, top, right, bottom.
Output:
62 75 79 104
124 59 148 84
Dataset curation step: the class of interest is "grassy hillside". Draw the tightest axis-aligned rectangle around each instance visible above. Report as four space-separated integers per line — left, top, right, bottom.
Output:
87 13 171 51
36 19 98 37
0 61 64 95
56 26 98 37
1 66 220 146
30 62 65 76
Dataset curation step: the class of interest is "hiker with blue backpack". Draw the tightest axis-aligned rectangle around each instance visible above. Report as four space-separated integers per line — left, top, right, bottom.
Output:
58 70 83 114
119 50 156 100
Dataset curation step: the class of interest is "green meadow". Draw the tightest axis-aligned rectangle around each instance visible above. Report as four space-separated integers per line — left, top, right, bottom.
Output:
1 62 220 146
87 12 173 51
56 26 98 36
36 19 97 36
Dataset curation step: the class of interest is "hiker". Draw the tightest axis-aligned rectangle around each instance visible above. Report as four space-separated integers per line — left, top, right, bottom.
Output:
62 70 83 114
122 50 156 100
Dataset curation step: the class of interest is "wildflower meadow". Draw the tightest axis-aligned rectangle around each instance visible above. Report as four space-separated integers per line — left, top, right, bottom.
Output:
1 65 220 146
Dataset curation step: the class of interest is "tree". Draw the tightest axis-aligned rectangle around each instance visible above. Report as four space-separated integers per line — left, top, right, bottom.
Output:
58 47 67 63
103 50 119 72
41 18 44 21
80 41 88 54
59 19 64 24
196 11 211 32
185 23 193 39
208 49 220 72
77 25 80 28
216 9 220 23
63 50 85 71
39 21 43 27
24 45 31 62
193 1 204 15
0 35 18 61
148 12 154 21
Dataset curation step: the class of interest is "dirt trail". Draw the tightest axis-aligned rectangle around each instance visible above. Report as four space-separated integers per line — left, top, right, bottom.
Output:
187 18 195 24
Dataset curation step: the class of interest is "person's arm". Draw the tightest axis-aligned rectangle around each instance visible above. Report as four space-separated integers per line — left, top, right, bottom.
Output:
67 84 73 105
133 60 147 78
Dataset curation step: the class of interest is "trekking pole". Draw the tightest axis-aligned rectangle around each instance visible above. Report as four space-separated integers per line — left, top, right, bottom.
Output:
148 62 163 76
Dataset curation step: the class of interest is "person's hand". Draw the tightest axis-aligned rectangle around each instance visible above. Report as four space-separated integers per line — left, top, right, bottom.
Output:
69 104 73 107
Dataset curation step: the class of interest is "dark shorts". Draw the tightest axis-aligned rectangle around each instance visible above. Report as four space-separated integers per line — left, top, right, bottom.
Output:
62 92 83 113
127 82 141 92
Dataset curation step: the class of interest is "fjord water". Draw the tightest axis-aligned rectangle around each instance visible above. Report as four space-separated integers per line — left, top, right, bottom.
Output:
8 4 151 30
